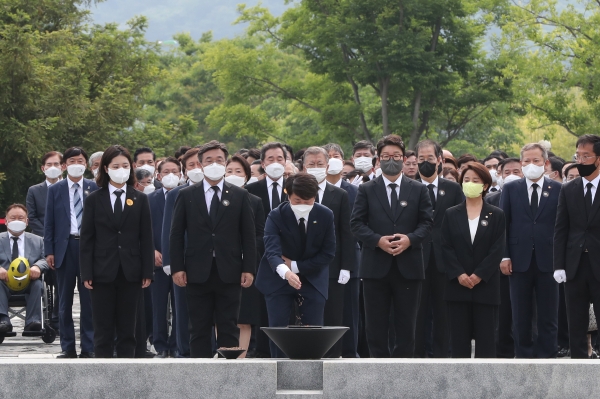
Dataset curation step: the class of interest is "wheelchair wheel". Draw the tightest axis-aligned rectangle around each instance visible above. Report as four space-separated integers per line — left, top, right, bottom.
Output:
42 328 56 344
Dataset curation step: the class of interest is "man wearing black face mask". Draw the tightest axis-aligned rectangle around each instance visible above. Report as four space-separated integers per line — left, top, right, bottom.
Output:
413 139 464 358
554 134 600 359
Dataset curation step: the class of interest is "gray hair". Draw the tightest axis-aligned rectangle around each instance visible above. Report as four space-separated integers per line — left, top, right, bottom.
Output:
302 146 329 162
520 143 548 161
322 143 344 159
134 167 152 181
89 151 104 167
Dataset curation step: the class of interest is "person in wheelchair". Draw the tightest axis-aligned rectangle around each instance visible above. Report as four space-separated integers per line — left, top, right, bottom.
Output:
0 204 48 333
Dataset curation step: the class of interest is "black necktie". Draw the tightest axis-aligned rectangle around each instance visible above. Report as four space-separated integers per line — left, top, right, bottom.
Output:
389 183 398 218
490 187 498 192
530 183 539 217
427 184 436 210
271 182 280 210
11 236 19 261
585 182 593 216
299 217 307 253
114 190 123 224
210 186 220 226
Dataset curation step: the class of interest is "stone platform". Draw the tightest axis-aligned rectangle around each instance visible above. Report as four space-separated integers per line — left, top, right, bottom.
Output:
1 358 600 398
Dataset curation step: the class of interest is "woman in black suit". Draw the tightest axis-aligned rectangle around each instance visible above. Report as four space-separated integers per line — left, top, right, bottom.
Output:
441 161 505 358
80 145 154 358
225 155 265 357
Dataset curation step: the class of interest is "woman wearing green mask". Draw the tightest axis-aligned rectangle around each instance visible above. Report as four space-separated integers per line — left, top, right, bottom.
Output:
441 161 506 358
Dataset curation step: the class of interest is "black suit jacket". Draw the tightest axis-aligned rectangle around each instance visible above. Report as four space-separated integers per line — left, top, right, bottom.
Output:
249 193 266 264
26 181 49 237
441 201 506 305
170 181 257 284
484 190 502 207
80 186 154 283
245 178 288 219
554 177 600 281
350 175 433 280
321 183 356 277
422 178 464 273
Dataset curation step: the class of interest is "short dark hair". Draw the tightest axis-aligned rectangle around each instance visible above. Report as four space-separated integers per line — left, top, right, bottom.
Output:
260 142 287 161
459 161 493 198
353 140 375 157
284 173 319 200
63 147 88 164
483 155 502 165
489 150 509 159
283 144 294 160
576 134 600 156
564 163 579 177
294 149 306 163
345 170 360 181
96 145 136 188
405 150 416 159
245 148 261 160
457 154 478 168
197 140 229 163
414 139 442 158
251 159 265 174
498 157 521 172
135 168 152 181
41 151 63 165
174 146 191 159
180 148 200 171
133 147 155 162
344 160 355 169
158 157 182 173
227 155 252 181
376 135 405 157
444 156 458 169
6 204 28 217
548 157 564 178
322 143 344 159
442 168 459 181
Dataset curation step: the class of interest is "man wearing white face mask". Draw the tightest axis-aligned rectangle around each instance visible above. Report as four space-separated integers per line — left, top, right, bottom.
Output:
148 157 182 358
499 143 562 358
89 151 103 179
26 151 64 237
0 204 49 334
350 141 376 186
483 155 502 192
134 147 163 190
255 173 336 357
44 147 98 358
170 141 256 358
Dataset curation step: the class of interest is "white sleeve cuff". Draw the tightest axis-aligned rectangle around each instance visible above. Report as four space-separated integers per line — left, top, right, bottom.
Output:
276 264 290 280
501 258 510 262
291 261 299 274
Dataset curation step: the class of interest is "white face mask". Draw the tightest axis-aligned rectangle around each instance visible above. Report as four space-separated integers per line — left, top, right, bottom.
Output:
522 163 545 180
489 169 498 184
375 168 382 178
161 173 180 189
44 166 62 180
187 168 204 184
179 176 187 185
327 158 344 175
497 175 504 189
202 162 226 181
7 220 26 234
66 164 85 178
138 164 155 175
225 175 246 187
143 185 156 194
265 162 285 180
354 156 373 173
290 203 314 220
306 168 327 183
247 177 259 184
92 168 99 178
108 167 130 184
502 174 522 187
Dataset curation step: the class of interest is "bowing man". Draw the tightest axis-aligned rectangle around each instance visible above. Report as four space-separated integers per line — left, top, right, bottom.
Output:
255 173 336 358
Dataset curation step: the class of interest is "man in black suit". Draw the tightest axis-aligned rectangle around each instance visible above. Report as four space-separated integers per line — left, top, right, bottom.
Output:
554 134 600 359
413 139 464 358
303 147 356 358
134 147 163 190
351 134 433 358
170 141 256 358
255 173 336 358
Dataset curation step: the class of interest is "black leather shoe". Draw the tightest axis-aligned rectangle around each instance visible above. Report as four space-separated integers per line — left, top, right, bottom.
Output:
24 321 42 332
145 349 156 358
168 350 179 358
79 352 95 358
56 351 77 358
557 347 569 358
155 351 168 358
0 321 13 333
245 348 257 358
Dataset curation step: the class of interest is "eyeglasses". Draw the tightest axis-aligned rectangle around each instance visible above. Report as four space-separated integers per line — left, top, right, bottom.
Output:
379 155 403 161
575 155 598 163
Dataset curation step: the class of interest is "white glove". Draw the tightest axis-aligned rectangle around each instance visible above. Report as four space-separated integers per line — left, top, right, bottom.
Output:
163 265 171 276
553 269 566 284
338 269 350 285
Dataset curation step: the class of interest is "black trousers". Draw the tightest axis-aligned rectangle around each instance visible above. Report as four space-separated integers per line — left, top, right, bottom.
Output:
557 283 569 349
448 301 497 358
415 256 450 358
186 260 242 358
363 263 421 358
564 253 600 359
341 276 360 358
323 278 345 357
496 275 515 358
90 267 142 358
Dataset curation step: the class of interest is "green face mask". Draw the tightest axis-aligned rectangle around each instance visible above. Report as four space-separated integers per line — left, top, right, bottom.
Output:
462 182 484 198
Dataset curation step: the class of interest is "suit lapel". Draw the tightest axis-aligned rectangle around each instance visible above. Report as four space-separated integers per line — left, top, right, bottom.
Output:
587 181 600 223
305 207 319 254
573 179 587 222
118 188 137 229
0 233 10 261
157 189 166 219
456 203 473 250
534 178 551 220
281 178 288 203
60 180 71 221
374 177 395 221
433 179 447 221
259 179 271 214
82 179 93 201
281 204 303 247
213 182 233 228
519 179 533 220
193 184 211 226
321 183 335 209
395 176 413 222
23 234 31 260
472 203 493 249
98 189 116 229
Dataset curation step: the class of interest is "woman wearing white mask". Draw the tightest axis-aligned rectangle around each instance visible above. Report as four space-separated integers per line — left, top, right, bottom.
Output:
254 173 336 358
225 155 265 358
79 145 154 358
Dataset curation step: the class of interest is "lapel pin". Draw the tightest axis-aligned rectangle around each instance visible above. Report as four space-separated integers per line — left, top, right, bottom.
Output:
222 199 230 206
126 199 134 206
226 190 229 194
84 190 90 196
485 215 489 218
313 220 317 224
481 220 489 227
542 191 549 197
400 201 408 207
439 190 445 196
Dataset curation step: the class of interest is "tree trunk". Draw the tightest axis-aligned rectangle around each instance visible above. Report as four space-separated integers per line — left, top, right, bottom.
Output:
408 90 422 149
380 76 390 136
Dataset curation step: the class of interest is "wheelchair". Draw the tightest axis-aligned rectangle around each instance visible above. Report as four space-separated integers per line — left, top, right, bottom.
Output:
0 273 57 344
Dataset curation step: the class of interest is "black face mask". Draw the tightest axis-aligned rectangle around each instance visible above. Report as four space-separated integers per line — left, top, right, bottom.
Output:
418 161 437 178
576 161 599 178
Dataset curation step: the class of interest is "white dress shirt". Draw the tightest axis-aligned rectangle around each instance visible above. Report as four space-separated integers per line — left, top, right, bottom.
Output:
203 179 224 213
108 183 127 211
582 173 600 203
276 212 309 279
333 179 342 188
317 180 327 203
382 174 402 206
525 178 543 206
163 187 169 197
266 175 284 210
67 177 84 235
7 232 25 258
421 176 439 199
468 217 480 244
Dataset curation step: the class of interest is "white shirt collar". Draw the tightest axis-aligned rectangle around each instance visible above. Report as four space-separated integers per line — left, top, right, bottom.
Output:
318 180 327 192
333 179 342 188
67 176 82 188
266 175 284 188
525 177 544 189
382 174 403 187
163 187 169 196
421 176 439 188
203 178 224 193
109 182 127 195
583 173 600 188
7 231 23 242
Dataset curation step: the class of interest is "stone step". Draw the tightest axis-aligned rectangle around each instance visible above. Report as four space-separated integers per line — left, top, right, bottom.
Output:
276 389 323 398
